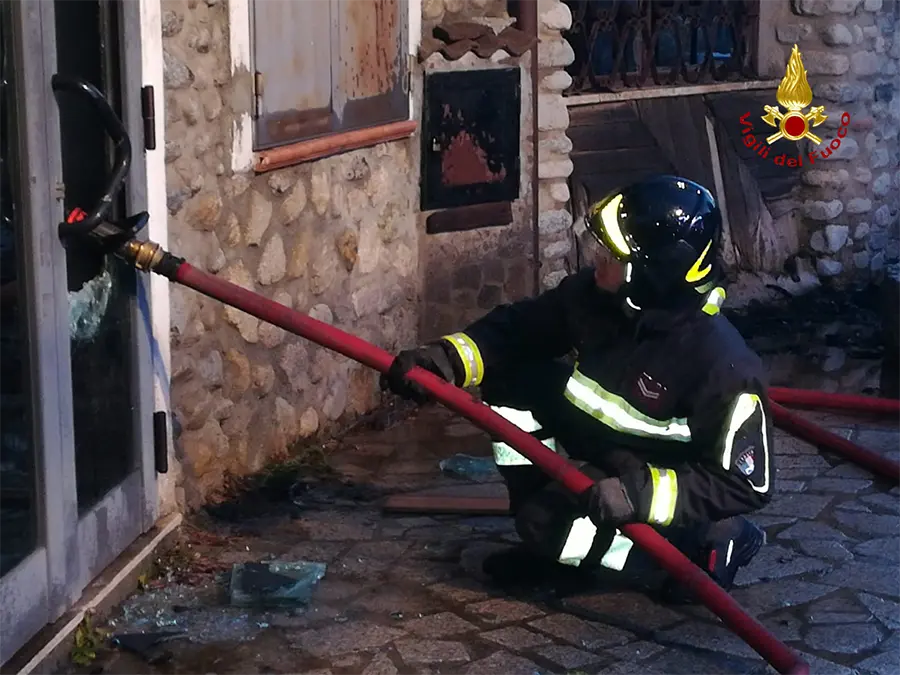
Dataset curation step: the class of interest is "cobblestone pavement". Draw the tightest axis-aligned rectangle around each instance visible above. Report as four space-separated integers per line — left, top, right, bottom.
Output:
86 406 898 675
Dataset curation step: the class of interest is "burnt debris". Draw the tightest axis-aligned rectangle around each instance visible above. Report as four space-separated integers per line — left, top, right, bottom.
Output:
724 284 886 360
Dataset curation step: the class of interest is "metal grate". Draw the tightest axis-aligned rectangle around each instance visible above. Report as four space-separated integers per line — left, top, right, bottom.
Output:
563 0 760 94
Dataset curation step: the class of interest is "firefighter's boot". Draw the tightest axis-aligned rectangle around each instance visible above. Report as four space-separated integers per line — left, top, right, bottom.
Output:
660 516 766 604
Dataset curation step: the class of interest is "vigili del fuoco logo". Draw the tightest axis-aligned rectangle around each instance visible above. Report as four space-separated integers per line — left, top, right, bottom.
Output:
739 44 851 168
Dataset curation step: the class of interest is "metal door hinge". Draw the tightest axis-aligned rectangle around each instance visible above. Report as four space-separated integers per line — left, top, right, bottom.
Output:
153 411 169 474
253 71 264 119
140 85 156 150
404 55 414 94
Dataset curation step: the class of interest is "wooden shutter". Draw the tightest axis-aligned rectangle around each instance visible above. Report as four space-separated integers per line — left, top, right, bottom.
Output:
251 0 408 150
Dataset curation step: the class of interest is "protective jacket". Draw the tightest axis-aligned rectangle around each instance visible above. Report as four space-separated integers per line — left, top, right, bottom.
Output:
440 268 774 530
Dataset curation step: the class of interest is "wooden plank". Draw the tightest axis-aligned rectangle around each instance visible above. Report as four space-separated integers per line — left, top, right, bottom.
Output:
704 89 778 124
564 79 784 107
714 117 752 270
577 168 668 205
382 494 510 515
568 101 637 127
704 90 801 204
634 96 716 189
572 148 673 175
566 120 658 153
712 111 793 273
425 201 513 234
758 175 799 201
705 92 776 165
568 101 667 201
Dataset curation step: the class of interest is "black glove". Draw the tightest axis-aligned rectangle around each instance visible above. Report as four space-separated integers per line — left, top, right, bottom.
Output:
583 477 636 527
380 341 460 404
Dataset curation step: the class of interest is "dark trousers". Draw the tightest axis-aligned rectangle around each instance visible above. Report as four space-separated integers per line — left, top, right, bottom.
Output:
481 360 706 572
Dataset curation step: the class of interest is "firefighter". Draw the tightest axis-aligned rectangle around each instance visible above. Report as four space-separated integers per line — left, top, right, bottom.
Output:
382 175 772 600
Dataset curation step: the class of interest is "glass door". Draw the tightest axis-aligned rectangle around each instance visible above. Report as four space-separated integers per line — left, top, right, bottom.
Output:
0 0 155 663
0 2 56 662
54 0 150 590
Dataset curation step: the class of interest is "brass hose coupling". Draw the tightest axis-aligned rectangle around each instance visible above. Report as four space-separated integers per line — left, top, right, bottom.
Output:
121 240 165 272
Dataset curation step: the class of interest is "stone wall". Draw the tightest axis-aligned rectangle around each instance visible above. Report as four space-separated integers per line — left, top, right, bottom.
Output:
421 0 506 22
767 0 900 281
162 0 418 509
536 0 576 290
417 51 535 339
417 1 536 339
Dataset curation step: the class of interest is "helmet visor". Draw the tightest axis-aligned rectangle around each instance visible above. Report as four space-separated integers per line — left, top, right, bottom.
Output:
585 193 631 261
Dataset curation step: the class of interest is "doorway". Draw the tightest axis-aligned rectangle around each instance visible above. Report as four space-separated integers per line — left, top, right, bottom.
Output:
0 0 158 664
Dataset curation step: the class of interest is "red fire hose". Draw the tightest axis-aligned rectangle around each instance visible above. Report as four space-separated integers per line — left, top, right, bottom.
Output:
769 387 900 417
772 402 900 483
168 262 809 675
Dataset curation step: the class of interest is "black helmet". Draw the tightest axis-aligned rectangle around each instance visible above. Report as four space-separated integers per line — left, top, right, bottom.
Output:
584 175 723 311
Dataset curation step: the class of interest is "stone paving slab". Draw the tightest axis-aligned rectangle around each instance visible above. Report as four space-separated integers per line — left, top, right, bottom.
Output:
75 406 899 675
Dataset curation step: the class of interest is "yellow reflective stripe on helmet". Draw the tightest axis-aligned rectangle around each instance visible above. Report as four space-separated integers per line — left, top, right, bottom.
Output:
721 392 771 494
563 367 692 442
648 465 678 526
589 193 630 258
685 239 714 283
442 332 485 387
701 287 726 316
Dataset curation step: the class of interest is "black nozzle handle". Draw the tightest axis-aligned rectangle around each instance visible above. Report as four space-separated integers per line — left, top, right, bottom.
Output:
51 74 132 237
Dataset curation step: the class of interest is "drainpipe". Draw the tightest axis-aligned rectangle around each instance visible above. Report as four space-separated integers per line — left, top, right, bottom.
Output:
510 0 541 297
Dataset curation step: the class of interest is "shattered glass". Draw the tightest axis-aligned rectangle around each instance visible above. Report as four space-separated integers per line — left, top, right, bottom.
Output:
109 584 273 644
439 453 500 482
230 561 327 608
68 264 113 342
109 559 327 645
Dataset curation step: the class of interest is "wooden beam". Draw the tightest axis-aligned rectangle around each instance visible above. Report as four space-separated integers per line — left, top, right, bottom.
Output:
425 201 513 234
565 79 782 107
382 494 510 515
705 114 737 269
254 120 418 173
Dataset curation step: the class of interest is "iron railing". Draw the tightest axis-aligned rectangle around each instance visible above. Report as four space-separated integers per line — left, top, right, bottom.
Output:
563 0 760 94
